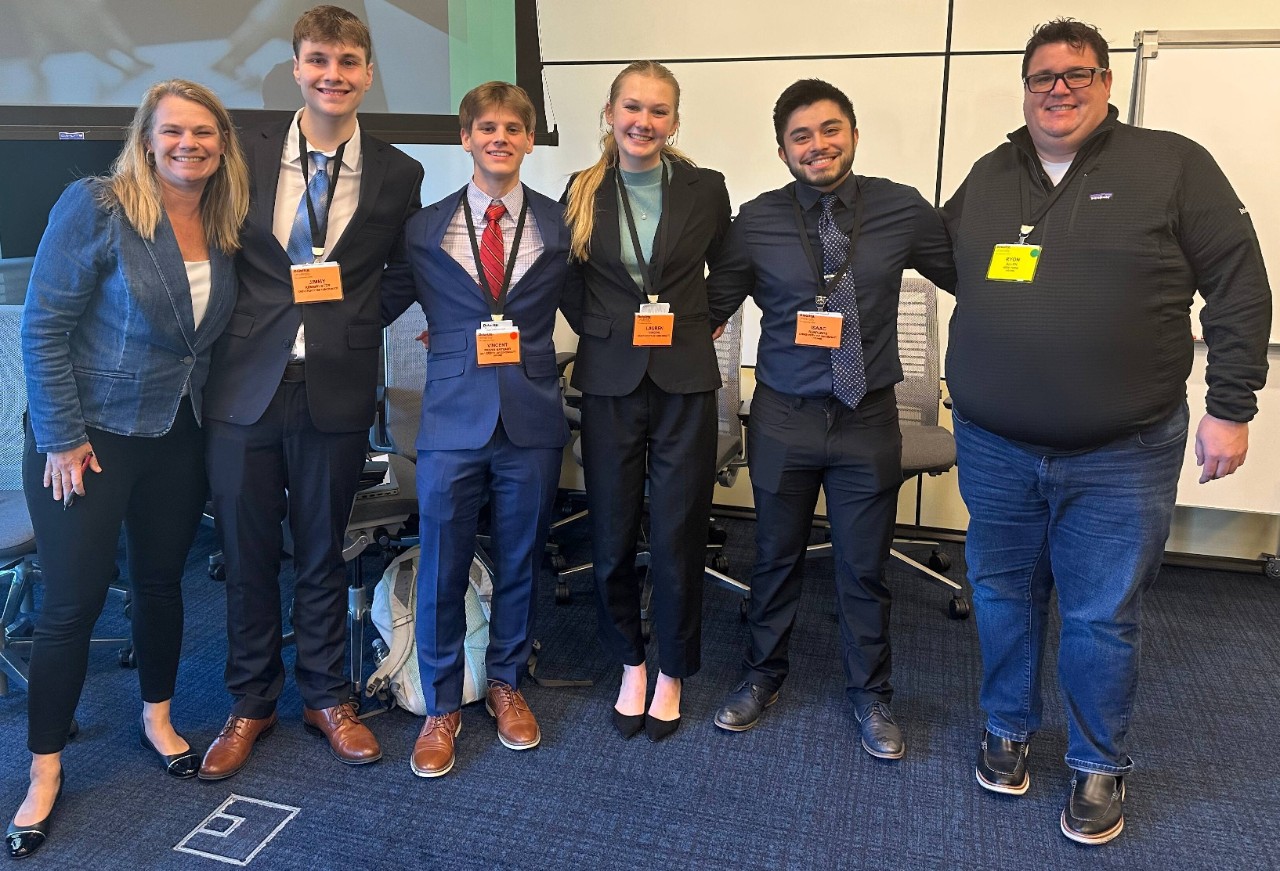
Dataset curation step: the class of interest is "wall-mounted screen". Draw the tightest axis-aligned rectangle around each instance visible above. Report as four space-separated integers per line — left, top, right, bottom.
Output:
0 0 550 143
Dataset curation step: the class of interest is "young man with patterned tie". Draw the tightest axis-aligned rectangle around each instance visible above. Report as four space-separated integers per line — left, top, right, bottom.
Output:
199 5 422 779
706 79 955 758
381 81 578 778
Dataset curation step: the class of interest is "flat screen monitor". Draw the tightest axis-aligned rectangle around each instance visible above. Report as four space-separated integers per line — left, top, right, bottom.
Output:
0 0 551 144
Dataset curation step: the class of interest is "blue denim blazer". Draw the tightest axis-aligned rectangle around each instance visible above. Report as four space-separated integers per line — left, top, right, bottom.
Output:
21 179 237 453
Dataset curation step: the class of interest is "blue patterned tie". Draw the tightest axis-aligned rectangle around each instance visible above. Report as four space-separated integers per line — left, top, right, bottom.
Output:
819 193 867 408
286 152 330 265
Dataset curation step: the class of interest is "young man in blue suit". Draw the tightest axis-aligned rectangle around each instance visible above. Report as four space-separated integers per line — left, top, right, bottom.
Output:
199 5 423 780
381 82 577 778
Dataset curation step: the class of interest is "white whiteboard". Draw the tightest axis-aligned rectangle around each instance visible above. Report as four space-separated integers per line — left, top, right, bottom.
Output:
1132 30 1280 514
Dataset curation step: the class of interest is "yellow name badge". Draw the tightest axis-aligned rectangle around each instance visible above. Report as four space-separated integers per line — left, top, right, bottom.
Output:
986 244 1042 283
632 313 674 347
794 311 843 348
476 321 521 366
291 261 344 303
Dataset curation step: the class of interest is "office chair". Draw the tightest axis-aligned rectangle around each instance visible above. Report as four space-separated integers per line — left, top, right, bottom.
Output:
0 339 39 696
336 303 428 703
0 304 132 697
804 275 970 619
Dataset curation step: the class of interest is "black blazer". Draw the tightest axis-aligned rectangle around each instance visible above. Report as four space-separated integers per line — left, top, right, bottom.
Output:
203 119 424 433
568 159 732 397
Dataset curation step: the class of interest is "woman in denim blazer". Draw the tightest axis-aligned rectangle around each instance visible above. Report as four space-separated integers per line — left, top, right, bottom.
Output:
8 80 248 860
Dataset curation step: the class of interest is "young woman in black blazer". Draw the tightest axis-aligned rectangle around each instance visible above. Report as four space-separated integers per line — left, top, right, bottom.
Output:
564 61 732 742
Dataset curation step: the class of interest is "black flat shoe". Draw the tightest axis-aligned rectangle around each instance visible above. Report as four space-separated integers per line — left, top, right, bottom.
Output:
612 708 645 740
140 719 200 779
644 713 681 743
7 771 63 860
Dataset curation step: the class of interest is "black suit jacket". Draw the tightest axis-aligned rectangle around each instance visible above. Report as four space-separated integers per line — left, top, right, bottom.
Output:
203 119 424 433
568 159 732 397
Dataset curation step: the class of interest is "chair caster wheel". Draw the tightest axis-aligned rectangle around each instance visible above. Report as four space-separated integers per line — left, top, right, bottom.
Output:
1264 555 1280 581
948 597 971 620
119 647 137 668
208 561 226 581
928 551 951 572
707 526 728 546
555 582 570 605
549 553 567 571
709 553 729 572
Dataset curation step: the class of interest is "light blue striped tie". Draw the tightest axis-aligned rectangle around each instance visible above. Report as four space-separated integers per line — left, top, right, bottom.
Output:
286 152 330 265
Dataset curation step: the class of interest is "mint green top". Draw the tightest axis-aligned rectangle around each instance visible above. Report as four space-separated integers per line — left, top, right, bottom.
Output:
617 161 665 294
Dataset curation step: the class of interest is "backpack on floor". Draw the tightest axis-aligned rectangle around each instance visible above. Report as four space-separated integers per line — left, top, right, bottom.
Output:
366 546 494 714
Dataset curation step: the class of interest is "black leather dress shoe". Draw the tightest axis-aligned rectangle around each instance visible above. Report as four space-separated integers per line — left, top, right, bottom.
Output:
854 701 904 760
1061 771 1125 845
976 730 1030 795
714 681 780 732
140 719 200 779
6 771 63 860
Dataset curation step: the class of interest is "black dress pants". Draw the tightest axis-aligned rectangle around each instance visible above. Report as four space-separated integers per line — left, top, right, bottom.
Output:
742 383 902 707
23 403 206 754
580 376 717 678
205 381 368 718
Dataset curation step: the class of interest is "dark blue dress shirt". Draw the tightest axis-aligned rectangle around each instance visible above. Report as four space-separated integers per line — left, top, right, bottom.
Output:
708 172 955 398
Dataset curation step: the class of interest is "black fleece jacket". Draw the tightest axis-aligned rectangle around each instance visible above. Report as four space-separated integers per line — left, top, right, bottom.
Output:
941 105 1270 450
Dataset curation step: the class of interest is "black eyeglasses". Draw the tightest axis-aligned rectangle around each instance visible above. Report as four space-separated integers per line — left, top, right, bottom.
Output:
1023 67 1108 93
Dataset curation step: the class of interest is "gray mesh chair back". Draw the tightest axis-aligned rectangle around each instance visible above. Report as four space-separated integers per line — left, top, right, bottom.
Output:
0 305 39 693
380 304 429 463
0 306 26 492
896 276 955 477
895 276 942 430
713 306 745 470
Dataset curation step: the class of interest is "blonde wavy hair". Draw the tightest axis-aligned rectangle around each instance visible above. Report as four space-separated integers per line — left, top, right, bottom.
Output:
101 79 250 254
564 61 693 261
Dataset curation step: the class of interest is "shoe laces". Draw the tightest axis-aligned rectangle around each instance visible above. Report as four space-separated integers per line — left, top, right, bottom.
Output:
864 701 895 723
331 703 358 725
488 681 527 714
421 714 455 737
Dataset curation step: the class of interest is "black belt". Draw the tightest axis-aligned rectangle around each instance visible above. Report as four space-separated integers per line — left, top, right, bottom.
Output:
282 360 306 383
757 381 894 411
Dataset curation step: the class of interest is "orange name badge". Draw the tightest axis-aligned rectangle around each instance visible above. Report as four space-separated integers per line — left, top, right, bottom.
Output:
632 313 674 347
476 321 521 366
290 262 344 304
794 311 843 348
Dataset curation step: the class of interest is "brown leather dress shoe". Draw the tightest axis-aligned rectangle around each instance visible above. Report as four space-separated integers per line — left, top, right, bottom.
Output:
302 703 382 765
198 712 278 780
411 712 461 778
485 681 540 750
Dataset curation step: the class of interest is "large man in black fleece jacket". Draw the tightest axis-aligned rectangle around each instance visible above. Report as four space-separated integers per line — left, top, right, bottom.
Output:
942 19 1270 847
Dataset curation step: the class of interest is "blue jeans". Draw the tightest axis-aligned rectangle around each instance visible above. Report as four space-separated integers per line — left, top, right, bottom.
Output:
953 401 1188 775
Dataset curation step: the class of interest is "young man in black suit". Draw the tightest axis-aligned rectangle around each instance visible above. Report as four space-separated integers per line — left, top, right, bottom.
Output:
199 4 423 780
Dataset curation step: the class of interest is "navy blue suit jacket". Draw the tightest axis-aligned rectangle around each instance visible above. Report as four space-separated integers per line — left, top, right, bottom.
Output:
203 119 423 433
381 184 574 452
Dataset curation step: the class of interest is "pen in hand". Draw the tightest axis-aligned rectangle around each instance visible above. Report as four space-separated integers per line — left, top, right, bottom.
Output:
62 450 96 509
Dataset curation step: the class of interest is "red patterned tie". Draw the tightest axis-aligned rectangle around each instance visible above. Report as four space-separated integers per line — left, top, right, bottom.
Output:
480 200 507 299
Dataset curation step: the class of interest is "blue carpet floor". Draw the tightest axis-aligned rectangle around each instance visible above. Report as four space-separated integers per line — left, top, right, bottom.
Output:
1 516 1278 870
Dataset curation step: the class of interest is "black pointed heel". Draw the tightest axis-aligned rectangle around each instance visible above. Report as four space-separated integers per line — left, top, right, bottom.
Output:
6 770 63 860
612 708 645 740
644 713 681 743
140 718 200 779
